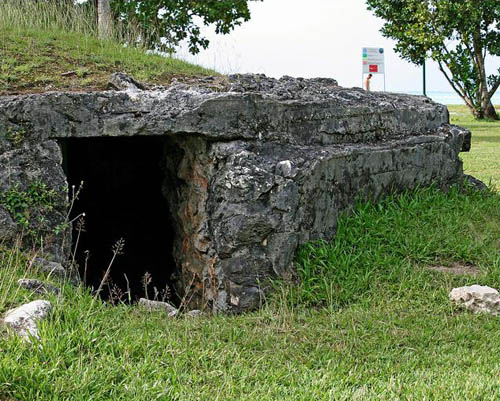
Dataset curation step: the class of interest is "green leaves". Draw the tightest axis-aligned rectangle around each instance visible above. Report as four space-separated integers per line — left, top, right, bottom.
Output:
0 181 58 239
366 0 500 119
110 0 260 55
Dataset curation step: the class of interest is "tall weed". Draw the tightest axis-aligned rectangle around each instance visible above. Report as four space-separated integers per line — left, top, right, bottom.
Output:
0 0 142 46
0 1 96 35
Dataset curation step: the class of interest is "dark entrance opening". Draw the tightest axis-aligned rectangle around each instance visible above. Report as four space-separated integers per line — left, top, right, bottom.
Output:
60 137 178 304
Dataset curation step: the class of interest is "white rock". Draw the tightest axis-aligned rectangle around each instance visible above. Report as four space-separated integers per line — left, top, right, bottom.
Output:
449 285 500 315
168 310 179 318
275 160 296 178
138 298 177 315
186 309 203 318
4 300 52 341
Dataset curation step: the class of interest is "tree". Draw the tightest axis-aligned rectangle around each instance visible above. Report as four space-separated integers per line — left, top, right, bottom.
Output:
366 0 500 119
97 0 112 39
109 0 261 55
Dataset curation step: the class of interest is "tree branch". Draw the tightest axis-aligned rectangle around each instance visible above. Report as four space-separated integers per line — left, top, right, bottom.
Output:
458 31 482 104
488 78 500 98
440 44 475 102
438 61 475 110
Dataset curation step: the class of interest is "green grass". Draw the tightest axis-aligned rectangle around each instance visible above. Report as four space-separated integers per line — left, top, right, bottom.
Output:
1 184 499 401
449 105 500 189
291 186 500 308
0 1 214 94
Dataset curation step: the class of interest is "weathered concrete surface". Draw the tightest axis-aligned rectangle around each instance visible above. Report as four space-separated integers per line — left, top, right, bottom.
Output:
0 74 471 312
206 125 468 310
0 75 456 145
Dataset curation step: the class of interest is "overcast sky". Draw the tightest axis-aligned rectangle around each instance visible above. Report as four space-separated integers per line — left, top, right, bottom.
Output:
178 0 500 94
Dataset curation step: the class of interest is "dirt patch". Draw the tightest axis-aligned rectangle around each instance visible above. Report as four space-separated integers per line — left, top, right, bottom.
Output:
427 262 480 276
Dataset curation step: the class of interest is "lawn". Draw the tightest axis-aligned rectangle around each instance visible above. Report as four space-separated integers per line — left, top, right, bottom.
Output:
0 188 499 400
449 105 500 189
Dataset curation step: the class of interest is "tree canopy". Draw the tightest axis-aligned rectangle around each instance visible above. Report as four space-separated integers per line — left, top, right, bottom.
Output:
108 0 260 55
366 0 500 119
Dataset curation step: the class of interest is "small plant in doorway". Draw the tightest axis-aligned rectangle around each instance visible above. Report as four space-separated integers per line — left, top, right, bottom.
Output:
95 238 125 298
152 283 172 303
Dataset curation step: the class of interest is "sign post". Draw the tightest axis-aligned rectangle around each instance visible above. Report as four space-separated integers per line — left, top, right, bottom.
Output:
362 47 385 91
423 59 427 96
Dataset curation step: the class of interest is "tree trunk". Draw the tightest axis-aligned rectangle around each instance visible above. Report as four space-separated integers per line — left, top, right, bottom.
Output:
97 0 112 39
484 101 499 120
471 100 498 120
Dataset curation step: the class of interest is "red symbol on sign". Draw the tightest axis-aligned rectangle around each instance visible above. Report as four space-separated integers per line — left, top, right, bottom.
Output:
369 65 378 73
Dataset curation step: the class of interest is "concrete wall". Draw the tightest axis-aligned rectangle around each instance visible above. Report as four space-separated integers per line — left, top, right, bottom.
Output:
0 75 470 312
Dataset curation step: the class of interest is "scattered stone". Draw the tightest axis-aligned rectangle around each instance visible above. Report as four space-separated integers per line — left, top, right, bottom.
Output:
108 72 146 91
33 257 66 277
138 298 177 315
449 285 500 315
3 300 52 341
0 206 17 241
168 309 179 318
464 174 489 192
186 309 203 318
427 262 480 276
18 279 60 295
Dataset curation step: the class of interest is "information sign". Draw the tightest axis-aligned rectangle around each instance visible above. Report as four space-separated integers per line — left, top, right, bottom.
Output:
362 47 385 74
